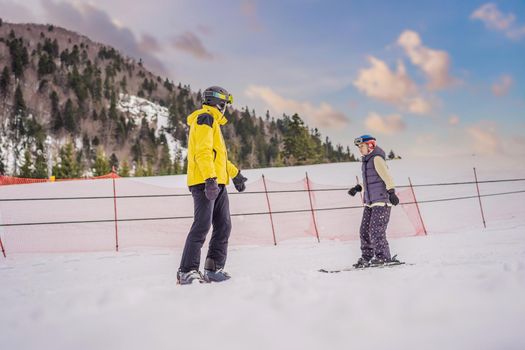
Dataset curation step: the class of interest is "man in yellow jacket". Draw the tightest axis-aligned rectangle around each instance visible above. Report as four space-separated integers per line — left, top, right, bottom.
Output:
178 86 247 285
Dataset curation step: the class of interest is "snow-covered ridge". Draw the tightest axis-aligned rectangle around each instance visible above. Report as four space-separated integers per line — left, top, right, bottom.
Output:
1 93 189 176
0 113 81 175
117 94 187 163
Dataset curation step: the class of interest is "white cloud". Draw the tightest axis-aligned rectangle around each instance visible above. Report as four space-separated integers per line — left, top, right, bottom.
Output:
415 133 436 146
353 56 432 115
245 85 349 128
139 34 162 53
512 135 525 152
364 112 406 135
354 57 415 103
448 115 460 126
471 3 525 40
492 75 513 96
240 0 263 32
397 30 455 90
466 121 501 155
41 0 168 75
0 0 36 23
171 31 214 60
407 97 432 115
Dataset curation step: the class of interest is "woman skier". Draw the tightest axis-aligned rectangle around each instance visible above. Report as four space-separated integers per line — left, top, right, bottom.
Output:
348 135 400 268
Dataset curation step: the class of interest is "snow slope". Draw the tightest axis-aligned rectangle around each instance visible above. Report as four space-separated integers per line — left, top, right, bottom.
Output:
117 94 187 163
1 154 525 350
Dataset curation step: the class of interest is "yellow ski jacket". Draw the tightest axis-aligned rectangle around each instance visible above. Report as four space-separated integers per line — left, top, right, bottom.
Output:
186 105 239 186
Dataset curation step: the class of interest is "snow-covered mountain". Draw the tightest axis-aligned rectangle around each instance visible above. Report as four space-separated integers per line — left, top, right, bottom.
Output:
117 94 187 165
0 21 356 178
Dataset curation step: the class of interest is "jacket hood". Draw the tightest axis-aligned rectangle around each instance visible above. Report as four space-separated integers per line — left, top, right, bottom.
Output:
187 105 228 126
362 146 386 162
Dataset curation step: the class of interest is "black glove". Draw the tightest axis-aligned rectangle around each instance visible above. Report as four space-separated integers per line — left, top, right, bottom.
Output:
232 171 247 192
204 178 220 201
388 189 399 206
348 184 363 197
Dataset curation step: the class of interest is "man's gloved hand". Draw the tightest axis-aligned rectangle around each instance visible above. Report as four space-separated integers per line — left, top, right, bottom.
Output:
348 184 363 197
204 178 220 201
232 171 247 192
388 189 399 206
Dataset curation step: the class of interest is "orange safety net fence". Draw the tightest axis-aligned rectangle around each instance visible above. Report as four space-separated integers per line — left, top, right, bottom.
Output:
0 172 119 186
0 173 524 256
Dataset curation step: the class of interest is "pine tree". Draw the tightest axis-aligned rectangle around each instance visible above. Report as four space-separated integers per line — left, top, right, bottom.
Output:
68 65 87 103
8 36 29 78
182 156 188 174
0 67 10 98
42 38 59 58
134 162 146 177
50 91 62 131
119 160 130 177
158 143 172 175
103 74 111 99
120 76 127 92
173 149 182 174
282 114 317 165
145 160 154 176
93 148 110 176
19 149 33 178
109 92 118 120
54 142 80 179
11 85 27 137
13 84 26 115
0 151 5 175
109 153 119 171
63 98 77 133
33 149 48 178
37 53 56 77
388 150 396 160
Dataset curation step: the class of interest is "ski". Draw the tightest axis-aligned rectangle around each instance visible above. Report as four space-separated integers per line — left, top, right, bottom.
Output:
319 261 410 273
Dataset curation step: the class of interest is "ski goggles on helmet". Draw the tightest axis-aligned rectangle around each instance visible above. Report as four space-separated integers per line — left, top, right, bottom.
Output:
353 137 368 146
354 135 376 146
204 90 234 105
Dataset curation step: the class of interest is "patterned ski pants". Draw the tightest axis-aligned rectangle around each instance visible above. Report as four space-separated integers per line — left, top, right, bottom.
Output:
359 205 392 260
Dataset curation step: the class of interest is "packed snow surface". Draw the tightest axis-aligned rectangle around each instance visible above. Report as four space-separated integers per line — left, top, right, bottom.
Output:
1 154 524 350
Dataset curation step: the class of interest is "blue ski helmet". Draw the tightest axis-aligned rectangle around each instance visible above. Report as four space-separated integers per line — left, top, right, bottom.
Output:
354 134 376 146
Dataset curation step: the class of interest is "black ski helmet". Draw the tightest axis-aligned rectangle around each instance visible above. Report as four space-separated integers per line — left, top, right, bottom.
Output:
202 86 233 110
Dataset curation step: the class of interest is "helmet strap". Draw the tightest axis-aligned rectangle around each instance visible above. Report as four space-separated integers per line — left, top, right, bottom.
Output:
219 103 227 115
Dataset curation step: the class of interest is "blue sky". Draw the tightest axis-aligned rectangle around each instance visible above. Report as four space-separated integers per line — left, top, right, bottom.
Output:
1 0 524 157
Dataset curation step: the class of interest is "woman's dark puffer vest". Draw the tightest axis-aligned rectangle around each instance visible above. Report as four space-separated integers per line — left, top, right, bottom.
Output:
361 146 388 205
